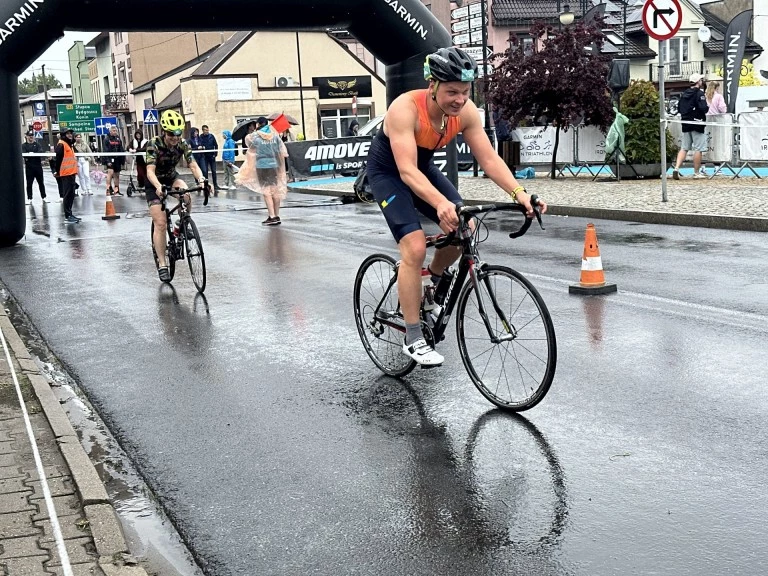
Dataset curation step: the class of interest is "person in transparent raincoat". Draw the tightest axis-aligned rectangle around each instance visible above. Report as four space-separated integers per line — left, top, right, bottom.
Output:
236 117 289 226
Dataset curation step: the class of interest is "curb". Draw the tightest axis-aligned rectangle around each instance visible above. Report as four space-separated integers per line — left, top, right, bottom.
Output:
294 186 768 232
0 303 149 575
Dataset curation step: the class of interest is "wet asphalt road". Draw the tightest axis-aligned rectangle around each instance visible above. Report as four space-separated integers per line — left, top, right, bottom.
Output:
1 179 768 575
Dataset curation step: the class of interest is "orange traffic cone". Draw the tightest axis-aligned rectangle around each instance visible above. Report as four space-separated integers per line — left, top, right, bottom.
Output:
569 223 617 295
101 194 121 221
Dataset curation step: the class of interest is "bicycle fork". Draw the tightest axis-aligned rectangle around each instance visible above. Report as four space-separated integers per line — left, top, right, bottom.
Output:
469 261 517 343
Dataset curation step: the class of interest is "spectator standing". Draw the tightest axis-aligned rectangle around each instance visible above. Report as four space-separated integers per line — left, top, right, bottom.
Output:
280 128 295 182
49 133 64 199
130 129 149 190
346 119 359 137
221 129 238 189
104 125 125 195
200 125 220 191
55 128 80 223
706 80 727 115
673 73 709 180
22 131 47 204
73 133 93 195
189 127 206 179
236 117 289 225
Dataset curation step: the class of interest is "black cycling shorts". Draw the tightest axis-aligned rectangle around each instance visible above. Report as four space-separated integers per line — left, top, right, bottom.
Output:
368 163 463 243
146 172 182 205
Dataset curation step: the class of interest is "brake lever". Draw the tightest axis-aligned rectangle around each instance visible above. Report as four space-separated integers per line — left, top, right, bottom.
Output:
530 194 545 231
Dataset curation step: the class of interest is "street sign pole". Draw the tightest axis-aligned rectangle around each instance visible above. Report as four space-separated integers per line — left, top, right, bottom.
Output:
480 0 491 142
659 39 668 202
642 0 682 202
42 64 53 150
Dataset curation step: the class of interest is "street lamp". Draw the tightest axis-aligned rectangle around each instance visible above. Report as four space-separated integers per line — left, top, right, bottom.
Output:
559 3 575 26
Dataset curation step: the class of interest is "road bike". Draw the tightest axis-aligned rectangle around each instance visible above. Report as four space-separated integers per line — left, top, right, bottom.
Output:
151 184 209 293
353 199 556 412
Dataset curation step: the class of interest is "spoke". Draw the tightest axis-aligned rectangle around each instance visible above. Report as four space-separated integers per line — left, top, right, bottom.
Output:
514 313 544 334
469 342 496 363
479 341 496 380
498 338 515 401
509 342 541 390
512 340 550 365
510 341 529 398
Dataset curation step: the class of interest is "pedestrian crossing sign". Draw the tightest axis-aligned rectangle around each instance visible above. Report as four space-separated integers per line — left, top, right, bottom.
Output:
143 109 159 125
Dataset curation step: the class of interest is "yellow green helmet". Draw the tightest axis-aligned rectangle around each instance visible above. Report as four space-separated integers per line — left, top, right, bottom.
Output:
160 110 185 136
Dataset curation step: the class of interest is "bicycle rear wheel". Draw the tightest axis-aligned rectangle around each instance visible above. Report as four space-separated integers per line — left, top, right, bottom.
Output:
151 221 175 282
456 265 556 411
353 254 416 377
183 217 206 293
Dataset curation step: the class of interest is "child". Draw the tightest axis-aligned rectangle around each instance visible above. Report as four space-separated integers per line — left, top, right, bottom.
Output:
221 130 238 190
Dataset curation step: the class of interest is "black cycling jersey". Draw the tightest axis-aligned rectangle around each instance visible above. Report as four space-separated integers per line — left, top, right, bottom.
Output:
145 136 194 181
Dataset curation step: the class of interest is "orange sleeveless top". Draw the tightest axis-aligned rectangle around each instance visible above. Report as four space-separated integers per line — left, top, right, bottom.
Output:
408 89 461 150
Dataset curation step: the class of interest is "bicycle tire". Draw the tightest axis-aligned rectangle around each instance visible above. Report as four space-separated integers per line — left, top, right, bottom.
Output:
183 217 206 293
151 220 175 282
353 254 416 377
456 265 556 411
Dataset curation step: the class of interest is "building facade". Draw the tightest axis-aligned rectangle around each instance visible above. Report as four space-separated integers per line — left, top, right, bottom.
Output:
177 30 387 148
67 41 95 105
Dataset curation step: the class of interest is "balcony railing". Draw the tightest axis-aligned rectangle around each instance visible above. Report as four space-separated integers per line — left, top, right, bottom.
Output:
104 92 129 112
650 60 707 82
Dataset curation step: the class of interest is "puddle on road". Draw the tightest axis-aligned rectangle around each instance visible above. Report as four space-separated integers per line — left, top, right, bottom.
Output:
2 289 203 576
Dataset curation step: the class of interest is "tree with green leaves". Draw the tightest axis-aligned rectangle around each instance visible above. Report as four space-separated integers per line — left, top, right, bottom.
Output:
18 73 62 95
486 19 613 178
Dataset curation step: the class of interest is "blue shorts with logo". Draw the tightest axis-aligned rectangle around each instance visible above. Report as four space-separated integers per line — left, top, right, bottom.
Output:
368 162 463 243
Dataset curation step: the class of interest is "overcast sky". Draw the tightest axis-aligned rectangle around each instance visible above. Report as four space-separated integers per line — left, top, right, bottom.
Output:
21 32 99 85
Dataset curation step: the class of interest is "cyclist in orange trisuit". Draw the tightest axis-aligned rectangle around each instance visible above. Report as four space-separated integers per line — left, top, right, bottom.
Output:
366 47 548 367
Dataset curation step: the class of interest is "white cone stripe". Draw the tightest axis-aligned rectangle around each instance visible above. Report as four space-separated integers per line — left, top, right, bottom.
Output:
581 256 603 271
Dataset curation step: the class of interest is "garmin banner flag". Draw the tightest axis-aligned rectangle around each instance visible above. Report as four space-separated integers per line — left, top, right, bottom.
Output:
724 10 753 114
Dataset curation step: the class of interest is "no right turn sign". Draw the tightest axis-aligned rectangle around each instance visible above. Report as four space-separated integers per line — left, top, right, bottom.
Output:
642 0 682 41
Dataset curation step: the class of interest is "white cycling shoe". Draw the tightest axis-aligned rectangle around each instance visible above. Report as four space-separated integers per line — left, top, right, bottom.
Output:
402 337 444 366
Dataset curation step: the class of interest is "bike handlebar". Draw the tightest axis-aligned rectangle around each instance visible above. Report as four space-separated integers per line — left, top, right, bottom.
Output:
161 181 210 206
429 195 544 249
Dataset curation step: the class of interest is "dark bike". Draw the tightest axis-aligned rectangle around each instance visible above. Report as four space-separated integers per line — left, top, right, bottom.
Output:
151 184 209 293
353 198 556 412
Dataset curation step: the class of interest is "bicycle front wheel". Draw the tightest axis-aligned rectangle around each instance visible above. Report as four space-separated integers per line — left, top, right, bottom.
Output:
353 254 416 377
151 221 175 282
456 265 556 411
183 218 206 293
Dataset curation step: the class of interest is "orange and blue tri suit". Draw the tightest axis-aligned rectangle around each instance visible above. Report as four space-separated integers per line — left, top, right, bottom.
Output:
367 89 464 242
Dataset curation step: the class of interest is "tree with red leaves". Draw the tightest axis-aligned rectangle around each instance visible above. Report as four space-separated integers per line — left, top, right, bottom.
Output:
486 19 613 178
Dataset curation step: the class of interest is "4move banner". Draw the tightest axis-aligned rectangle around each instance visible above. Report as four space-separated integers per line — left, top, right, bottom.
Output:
286 136 470 178
286 137 374 177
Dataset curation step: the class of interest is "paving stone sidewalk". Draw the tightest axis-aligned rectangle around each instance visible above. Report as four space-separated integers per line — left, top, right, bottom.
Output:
302 173 768 230
0 307 148 576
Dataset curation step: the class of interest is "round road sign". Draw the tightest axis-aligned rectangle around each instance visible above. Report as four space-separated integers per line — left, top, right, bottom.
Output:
642 0 682 42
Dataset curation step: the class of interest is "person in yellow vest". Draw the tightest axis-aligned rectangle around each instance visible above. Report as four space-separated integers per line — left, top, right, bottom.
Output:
54 128 80 224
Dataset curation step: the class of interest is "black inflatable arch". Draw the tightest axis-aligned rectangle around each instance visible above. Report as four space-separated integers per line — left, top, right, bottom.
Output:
0 0 451 247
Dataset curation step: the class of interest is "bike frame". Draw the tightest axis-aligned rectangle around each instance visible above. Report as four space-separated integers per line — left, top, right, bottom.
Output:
163 196 190 262
373 214 516 345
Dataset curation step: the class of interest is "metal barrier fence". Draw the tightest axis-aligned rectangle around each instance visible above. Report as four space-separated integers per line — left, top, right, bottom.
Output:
23 117 768 180
506 114 768 179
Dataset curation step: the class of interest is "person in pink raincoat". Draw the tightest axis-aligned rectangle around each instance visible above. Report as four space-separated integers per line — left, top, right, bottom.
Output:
236 117 289 226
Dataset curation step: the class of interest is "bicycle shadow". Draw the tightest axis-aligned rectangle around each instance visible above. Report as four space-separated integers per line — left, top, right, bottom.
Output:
464 409 569 552
357 377 568 558
156 284 214 358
